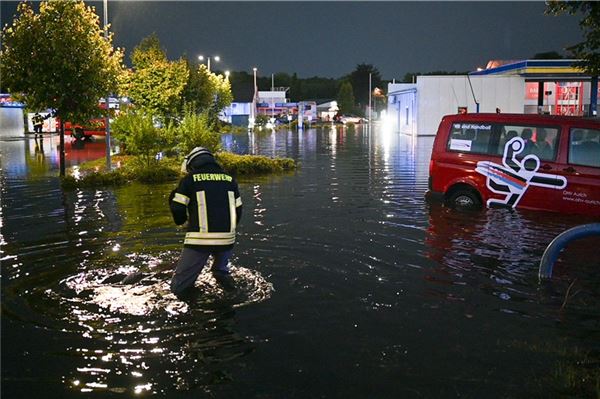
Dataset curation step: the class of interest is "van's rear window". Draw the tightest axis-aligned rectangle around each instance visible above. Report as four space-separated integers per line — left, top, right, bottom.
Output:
447 122 559 161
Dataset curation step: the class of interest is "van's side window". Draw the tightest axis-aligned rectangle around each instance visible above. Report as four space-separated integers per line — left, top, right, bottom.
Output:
569 128 600 168
500 125 559 161
447 122 497 154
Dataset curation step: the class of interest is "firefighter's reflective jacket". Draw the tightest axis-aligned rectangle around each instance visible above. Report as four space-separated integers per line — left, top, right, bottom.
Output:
169 161 242 251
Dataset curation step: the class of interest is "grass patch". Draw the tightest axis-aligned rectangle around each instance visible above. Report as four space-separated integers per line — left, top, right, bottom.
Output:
505 338 600 398
61 151 296 189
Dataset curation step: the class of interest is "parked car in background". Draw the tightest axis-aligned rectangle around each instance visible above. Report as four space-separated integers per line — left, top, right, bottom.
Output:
62 118 106 140
339 114 368 124
427 113 600 216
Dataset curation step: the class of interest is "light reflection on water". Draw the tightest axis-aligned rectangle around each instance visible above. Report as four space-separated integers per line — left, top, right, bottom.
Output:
1 125 599 398
53 257 272 395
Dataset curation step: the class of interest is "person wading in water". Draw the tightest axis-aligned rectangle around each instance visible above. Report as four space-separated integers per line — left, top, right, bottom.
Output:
169 147 243 298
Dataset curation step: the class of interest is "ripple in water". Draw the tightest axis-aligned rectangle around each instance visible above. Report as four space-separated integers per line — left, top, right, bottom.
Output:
46 260 273 395
61 264 273 316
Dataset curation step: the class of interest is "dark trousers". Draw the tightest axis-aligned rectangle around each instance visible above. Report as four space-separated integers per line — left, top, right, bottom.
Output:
170 247 232 296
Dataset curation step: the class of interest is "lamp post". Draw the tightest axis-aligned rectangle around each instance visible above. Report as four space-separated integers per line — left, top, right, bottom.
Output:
368 72 372 129
250 67 257 128
198 55 220 73
104 0 111 171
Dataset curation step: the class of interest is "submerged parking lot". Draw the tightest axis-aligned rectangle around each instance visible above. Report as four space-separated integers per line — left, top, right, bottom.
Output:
1 124 599 398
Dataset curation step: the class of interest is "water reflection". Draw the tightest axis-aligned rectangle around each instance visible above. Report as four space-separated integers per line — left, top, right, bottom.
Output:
425 202 600 315
2 125 599 398
56 259 272 395
0 133 108 178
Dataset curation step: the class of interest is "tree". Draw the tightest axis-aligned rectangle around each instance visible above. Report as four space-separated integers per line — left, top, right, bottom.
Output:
300 76 339 100
348 64 382 106
124 34 188 122
337 81 355 114
546 1 600 76
210 69 233 119
289 73 302 101
181 58 232 122
1 0 124 175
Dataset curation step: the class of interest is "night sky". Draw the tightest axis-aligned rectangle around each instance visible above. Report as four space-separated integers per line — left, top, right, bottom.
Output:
1 1 585 80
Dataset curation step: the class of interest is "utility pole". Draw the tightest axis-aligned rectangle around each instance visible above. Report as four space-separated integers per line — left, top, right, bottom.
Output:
368 72 372 128
104 0 111 171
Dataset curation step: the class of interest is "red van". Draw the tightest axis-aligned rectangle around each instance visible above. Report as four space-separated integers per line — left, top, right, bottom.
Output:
427 113 600 216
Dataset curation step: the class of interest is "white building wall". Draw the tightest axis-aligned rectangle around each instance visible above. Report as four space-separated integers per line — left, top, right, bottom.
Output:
257 91 287 104
416 75 524 136
387 84 416 135
0 108 25 137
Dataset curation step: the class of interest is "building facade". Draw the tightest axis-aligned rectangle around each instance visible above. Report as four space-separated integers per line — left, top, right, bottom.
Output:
387 60 599 136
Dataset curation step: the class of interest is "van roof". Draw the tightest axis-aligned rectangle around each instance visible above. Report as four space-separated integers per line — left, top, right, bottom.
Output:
443 113 600 126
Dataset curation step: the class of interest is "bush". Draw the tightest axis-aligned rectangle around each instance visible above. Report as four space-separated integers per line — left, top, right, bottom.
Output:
111 111 166 167
176 107 221 154
61 155 179 189
125 156 180 183
61 151 297 189
215 152 296 175
61 170 128 189
254 114 269 127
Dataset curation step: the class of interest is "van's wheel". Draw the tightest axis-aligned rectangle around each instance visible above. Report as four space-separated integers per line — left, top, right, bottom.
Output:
447 189 481 209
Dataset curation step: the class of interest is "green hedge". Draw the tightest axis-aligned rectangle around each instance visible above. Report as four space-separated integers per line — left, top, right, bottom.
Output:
215 152 296 175
61 152 296 189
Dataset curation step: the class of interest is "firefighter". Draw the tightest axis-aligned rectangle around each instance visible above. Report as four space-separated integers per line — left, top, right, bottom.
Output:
32 113 44 137
169 147 242 298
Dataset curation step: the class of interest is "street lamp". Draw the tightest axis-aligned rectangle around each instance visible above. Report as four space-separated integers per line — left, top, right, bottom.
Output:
368 72 372 127
198 55 220 72
224 70 230 80
249 67 258 128
103 0 111 171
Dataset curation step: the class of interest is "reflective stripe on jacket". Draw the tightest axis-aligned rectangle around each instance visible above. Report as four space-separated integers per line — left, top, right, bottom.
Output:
169 162 242 250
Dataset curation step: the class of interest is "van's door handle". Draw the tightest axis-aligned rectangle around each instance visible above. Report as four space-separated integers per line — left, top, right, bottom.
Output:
540 164 552 171
563 166 576 173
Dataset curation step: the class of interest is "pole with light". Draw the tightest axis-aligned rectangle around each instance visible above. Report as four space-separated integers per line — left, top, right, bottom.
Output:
104 0 111 171
249 67 257 129
368 72 372 130
198 55 220 73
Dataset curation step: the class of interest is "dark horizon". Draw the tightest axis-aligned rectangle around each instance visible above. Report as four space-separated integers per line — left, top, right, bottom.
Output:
1 1 585 80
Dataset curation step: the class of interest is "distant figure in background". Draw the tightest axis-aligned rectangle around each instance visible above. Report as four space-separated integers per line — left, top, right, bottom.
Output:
496 107 501 114
169 147 243 299
32 113 44 138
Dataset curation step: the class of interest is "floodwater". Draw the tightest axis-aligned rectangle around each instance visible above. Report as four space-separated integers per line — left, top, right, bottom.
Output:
1 122 599 398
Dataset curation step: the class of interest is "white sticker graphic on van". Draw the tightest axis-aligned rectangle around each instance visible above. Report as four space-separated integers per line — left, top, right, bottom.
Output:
449 139 472 151
475 137 567 208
